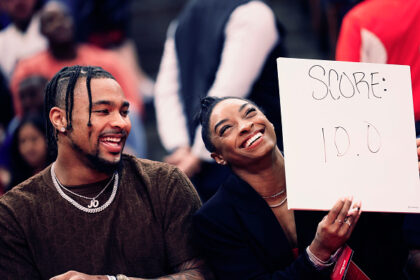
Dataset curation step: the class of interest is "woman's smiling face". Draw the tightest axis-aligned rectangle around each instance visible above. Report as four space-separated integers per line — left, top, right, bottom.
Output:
209 98 277 167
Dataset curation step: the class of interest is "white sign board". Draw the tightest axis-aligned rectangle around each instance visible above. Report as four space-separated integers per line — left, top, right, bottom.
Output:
277 57 420 213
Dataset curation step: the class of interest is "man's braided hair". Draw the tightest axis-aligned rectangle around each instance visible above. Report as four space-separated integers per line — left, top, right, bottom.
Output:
44 65 115 159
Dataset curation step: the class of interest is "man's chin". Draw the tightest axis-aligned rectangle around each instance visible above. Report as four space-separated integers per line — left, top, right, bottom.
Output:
85 153 123 174
70 139 124 174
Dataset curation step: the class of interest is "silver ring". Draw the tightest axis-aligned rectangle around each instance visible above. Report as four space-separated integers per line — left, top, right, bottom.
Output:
335 219 343 225
345 220 351 226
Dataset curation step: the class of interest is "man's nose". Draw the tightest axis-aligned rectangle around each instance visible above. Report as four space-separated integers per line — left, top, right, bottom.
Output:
110 113 130 129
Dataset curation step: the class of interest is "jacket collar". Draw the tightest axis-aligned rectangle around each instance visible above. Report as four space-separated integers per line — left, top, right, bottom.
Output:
220 174 323 253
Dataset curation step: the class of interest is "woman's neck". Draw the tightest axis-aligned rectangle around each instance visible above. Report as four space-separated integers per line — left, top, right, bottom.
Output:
234 147 286 197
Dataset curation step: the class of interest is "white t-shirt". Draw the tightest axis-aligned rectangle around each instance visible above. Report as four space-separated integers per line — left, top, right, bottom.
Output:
0 13 47 80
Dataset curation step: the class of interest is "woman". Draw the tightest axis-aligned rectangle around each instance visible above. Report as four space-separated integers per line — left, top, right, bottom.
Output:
194 96 362 279
8 114 51 190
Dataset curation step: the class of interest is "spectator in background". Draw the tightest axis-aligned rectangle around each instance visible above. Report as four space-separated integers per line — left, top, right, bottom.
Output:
0 70 14 141
7 114 51 191
11 0 147 158
0 75 47 194
18 75 47 116
0 75 46 194
154 0 286 201
0 0 47 80
0 70 15 194
58 0 154 101
7 75 47 135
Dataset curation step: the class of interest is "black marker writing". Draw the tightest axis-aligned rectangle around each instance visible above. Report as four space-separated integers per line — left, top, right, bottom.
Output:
308 65 387 101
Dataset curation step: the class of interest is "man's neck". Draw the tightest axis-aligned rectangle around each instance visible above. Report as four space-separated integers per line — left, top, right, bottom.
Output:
54 156 112 186
49 42 77 60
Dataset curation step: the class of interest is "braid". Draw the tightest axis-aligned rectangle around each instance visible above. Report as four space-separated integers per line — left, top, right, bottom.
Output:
64 65 81 130
44 65 116 158
44 70 63 159
86 67 93 126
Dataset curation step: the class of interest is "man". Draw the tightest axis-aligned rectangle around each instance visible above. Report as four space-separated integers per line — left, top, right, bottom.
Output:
0 65 207 280
154 0 286 201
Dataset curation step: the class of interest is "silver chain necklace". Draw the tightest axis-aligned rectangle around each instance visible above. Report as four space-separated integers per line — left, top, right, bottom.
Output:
51 163 119 214
59 172 115 208
268 196 288 208
262 189 285 199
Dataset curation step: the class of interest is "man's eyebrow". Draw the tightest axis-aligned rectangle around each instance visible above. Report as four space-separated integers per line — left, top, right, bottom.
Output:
239 102 250 112
92 100 112 106
92 100 130 107
214 119 228 133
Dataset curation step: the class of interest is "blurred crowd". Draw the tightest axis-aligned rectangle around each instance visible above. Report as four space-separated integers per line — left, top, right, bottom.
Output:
0 0 420 278
0 0 154 193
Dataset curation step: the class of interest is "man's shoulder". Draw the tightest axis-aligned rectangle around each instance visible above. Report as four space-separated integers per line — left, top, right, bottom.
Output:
121 154 191 187
122 154 178 176
121 154 201 206
0 167 51 214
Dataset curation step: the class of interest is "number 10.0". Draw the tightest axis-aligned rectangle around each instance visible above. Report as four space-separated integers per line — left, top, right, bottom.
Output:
321 122 381 163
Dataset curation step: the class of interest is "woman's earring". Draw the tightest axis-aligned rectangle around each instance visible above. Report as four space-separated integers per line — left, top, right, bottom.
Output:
60 127 66 133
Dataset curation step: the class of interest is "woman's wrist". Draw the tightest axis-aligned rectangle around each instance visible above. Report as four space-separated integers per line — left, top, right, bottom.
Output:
306 245 343 270
308 241 333 262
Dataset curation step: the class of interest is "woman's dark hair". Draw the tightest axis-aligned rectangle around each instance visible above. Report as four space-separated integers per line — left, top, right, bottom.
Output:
44 65 115 159
198 96 258 153
9 114 52 190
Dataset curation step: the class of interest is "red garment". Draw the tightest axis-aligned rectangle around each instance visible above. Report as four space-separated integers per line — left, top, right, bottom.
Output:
336 0 420 120
11 44 142 117
292 247 299 260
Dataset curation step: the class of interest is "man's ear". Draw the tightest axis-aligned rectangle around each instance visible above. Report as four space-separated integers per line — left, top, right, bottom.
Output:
49 107 67 132
211 152 227 165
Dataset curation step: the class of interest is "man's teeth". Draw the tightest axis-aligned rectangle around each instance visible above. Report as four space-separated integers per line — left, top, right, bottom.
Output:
102 137 121 143
245 132 262 147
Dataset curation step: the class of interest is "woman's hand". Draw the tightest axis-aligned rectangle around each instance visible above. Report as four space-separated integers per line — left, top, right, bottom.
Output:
309 197 362 261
